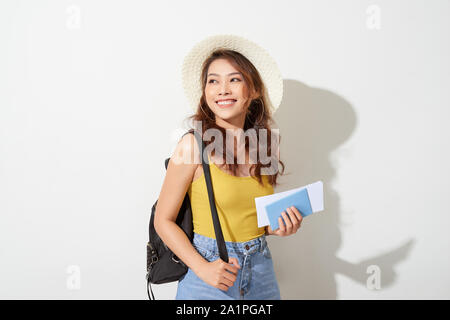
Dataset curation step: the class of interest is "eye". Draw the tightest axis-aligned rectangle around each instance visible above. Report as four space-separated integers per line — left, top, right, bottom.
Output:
208 78 241 84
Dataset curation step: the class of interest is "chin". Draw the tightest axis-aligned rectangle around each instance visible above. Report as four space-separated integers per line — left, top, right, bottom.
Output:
215 109 242 118
214 106 243 115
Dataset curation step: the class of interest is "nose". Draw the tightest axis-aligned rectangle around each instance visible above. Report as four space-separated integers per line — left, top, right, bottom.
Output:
219 81 231 96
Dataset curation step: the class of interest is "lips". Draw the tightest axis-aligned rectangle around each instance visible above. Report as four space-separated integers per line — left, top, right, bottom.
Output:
216 99 237 103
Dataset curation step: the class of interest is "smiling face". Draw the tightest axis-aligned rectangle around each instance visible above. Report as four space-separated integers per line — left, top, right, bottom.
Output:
204 58 257 129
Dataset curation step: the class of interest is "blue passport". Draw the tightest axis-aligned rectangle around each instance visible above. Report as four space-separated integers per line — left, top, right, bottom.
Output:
265 188 313 231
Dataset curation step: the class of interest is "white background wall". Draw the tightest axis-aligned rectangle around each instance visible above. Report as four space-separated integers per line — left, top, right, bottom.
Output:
0 0 449 299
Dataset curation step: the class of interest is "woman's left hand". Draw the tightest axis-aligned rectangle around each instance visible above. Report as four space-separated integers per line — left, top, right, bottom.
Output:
265 206 303 237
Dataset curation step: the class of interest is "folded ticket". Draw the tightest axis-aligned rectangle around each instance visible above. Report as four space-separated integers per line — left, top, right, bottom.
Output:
255 181 324 228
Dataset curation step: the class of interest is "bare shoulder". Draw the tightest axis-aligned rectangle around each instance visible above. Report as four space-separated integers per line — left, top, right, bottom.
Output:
154 132 199 223
171 132 201 168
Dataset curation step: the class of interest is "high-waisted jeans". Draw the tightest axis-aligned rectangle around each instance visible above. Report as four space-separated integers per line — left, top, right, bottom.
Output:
175 232 281 300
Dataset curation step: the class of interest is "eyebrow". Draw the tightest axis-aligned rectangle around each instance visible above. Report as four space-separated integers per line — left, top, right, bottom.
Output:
207 72 242 77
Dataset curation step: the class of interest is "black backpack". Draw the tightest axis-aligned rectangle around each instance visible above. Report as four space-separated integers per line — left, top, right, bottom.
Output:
146 129 229 300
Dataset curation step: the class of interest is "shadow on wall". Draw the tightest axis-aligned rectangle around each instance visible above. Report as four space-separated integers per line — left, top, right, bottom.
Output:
270 79 414 299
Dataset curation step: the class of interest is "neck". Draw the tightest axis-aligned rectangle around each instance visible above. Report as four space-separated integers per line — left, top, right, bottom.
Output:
214 116 249 163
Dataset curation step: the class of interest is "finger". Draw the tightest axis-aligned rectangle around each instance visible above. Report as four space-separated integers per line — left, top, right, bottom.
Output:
222 271 237 283
220 277 234 288
286 207 300 229
282 211 293 233
278 217 286 233
224 262 239 275
229 257 241 269
218 283 229 291
290 206 303 222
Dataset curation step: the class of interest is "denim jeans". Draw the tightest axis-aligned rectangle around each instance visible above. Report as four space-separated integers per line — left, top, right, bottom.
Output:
175 232 281 300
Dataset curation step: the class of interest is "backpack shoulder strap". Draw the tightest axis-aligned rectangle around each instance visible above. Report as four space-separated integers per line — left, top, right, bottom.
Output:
191 130 229 263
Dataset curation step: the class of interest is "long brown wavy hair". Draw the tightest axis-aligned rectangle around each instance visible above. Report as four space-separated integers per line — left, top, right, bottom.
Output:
185 49 285 188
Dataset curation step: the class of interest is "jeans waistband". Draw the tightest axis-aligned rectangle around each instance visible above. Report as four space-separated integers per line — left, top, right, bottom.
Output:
192 232 267 256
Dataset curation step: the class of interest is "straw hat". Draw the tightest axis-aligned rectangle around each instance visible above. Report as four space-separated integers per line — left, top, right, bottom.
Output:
181 34 283 114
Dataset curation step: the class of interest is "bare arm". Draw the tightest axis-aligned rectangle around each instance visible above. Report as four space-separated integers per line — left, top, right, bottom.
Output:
153 133 207 274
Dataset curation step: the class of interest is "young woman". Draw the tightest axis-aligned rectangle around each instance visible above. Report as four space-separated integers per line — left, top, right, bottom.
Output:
154 35 303 300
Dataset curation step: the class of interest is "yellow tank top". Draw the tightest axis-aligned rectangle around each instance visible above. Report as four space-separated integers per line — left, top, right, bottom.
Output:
188 154 274 243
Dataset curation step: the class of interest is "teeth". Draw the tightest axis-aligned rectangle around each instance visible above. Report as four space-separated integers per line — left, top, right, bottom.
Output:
217 100 236 105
